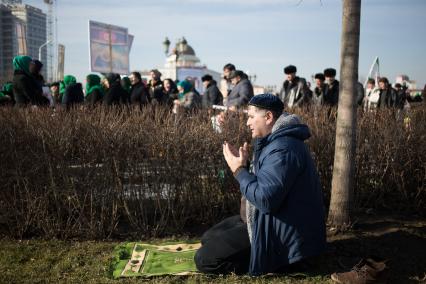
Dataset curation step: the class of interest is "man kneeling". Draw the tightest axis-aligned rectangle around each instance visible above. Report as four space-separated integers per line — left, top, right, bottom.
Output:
195 94 326 276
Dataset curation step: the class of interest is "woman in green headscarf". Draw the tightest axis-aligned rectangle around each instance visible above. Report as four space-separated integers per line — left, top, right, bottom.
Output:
173 80 201 113
61 75 84 108
12 55 45 106
85 74 104 107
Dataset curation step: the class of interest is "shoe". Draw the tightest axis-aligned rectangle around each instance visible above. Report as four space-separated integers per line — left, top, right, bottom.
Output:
331 258 388 284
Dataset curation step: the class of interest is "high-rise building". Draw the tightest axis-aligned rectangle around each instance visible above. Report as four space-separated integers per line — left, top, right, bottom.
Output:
0 1 47 84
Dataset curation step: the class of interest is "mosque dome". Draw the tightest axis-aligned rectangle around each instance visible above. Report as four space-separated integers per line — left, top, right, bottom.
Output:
175 37 196 56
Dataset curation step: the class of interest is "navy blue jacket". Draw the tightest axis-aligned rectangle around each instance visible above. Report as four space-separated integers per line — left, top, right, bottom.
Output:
235 122 326 275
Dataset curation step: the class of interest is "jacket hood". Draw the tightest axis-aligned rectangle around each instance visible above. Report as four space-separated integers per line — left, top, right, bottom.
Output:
60 75 77 94
86 74 103 96
269 112 310 142
13 55 32 75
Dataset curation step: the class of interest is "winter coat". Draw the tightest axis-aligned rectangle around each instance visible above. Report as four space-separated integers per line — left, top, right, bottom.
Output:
12 71 46 106
395 89 407 109
147 80 166 105
279 77 312 109
203 81 223 108
62 83 84 108
378 87 397 108
85 74 104 106
130 81 150 106
183 91 202 111
235 114 326 275
103 82 128 106
323 80 339 106
85 88 103 106
356 82 364 106
227 78 254 108
312 85 325 106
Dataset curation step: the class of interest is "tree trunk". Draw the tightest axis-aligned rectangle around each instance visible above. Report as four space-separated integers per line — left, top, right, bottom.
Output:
327 0 361 230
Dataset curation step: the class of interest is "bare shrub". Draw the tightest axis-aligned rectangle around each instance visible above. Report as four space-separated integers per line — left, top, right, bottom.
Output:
0 104 424 239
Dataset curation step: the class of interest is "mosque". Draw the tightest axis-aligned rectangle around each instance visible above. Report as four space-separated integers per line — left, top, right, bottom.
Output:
141 37 264 95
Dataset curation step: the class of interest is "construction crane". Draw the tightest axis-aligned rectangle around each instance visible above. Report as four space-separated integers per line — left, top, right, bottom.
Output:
44 0 57 82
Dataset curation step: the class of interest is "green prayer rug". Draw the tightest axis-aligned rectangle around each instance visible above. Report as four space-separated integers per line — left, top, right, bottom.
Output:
111 241 201 278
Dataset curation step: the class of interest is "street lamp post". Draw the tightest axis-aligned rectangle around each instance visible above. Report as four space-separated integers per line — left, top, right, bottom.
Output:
162 37 170 56
38 40 52 62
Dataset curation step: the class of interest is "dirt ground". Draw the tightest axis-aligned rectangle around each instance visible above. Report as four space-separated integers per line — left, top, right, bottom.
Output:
0 213 425 283
322 213 426 283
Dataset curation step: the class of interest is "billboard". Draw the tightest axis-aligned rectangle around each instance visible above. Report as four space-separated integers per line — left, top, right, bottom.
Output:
89 20 129 75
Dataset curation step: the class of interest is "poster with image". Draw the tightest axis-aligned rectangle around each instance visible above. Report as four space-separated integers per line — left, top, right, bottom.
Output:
89 20 129 74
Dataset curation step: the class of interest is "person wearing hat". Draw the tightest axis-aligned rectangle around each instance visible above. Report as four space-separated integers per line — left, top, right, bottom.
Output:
226 70 254 109
279 65 312 109
312 73 326 106
323 68 339 106
201 74 223 108
195 94 326 276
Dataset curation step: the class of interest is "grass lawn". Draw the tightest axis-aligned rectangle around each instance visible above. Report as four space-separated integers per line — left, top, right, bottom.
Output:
0 215 425 283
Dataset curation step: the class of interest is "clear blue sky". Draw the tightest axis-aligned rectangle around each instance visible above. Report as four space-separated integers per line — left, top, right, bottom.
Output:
26 0 426 89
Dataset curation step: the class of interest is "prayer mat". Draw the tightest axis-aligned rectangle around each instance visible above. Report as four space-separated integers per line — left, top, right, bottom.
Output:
111 241 201 278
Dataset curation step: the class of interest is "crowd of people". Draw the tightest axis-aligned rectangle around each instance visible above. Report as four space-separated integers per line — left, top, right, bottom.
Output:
0 55 424 114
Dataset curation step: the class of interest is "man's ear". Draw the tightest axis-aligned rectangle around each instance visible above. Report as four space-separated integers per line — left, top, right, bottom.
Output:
265 110 274 124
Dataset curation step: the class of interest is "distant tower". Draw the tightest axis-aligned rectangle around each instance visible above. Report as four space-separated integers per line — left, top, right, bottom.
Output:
44 0 57 82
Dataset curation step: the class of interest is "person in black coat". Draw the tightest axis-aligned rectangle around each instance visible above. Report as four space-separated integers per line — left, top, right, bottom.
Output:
201 74 223 108
12 55 46 107
129 71 150 108
377 77 397 108
163 78 179 108
85 74 104 107
394 83 407 109
61 75 84 109
103 73 128 106
323 68 339 107
147 69 166 105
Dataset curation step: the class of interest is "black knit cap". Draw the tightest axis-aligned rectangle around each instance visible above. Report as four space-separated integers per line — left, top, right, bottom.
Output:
284 65 297 74
324 68 336 77
248 94 284 113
